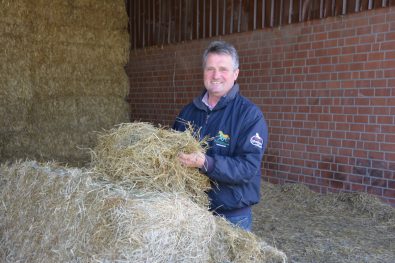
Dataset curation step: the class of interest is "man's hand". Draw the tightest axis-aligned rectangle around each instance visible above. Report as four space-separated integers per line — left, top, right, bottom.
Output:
178 152 206 169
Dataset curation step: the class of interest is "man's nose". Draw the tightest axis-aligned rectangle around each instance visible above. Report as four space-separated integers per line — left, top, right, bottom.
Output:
212 70 220 78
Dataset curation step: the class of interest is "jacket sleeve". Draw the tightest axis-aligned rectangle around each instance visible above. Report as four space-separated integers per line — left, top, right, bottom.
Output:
206 110 268 185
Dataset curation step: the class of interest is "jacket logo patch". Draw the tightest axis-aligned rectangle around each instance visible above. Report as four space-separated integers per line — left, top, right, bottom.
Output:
250 133 263 149
214 131 230 148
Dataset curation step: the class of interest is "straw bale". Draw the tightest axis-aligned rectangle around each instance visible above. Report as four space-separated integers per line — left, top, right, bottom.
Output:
7 97 127 163
26 0 127 30
31 24 128 48
0 0 129 163
0 33 32 135
0 0 29 24
1 161 287 263
212 218 287 263
0 21 26 38
31 76 128 99
90 122 212 207
30 44 127 79
29 97 128 131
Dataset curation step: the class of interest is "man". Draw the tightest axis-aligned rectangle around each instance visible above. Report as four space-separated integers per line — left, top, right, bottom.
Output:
173 40 268 231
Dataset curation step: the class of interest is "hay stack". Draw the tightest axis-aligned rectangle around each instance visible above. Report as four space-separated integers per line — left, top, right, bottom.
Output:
0 161 287 263
0 0 129 164
90 122 212 207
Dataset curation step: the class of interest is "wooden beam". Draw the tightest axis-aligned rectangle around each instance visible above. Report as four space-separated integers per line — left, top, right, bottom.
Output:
355 0 360 12
209 0 213 37
203 0 206 38
262 0 266 28
270 0 274 27
179 0 182 42
230 0 234 33
148 0 151 46
216 0 219 35
223 0 226 34
238 0 242 32
132 0 137 49
342 0 347 15
196 0 199 39
254 0 257 29
299 0 302 22
167 0 171 44
158 0 162 44
279 0 283 26
320 0 324 18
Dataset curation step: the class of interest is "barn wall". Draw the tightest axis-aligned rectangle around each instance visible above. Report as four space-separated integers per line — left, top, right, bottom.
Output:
0 0 130 165
126 7 395 205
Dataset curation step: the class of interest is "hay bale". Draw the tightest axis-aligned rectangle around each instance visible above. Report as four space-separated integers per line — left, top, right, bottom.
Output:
0 0 129 164
90 122 212 207
0 161 287 263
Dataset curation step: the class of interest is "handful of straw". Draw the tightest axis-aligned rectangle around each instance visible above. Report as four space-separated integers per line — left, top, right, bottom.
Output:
90 122 211 207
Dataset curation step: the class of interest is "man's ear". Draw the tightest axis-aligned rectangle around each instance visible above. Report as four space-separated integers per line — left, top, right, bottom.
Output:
233 68 239 81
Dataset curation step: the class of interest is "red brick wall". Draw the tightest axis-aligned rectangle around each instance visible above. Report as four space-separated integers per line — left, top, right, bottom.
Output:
126 7 395 206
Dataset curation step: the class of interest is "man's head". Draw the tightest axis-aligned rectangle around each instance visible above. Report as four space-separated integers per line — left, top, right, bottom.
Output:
202 41 239 99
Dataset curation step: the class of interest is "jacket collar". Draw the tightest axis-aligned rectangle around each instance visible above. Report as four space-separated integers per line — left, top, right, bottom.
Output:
193 83 239 111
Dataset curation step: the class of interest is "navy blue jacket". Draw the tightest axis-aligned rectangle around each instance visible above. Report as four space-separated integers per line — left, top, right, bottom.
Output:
173 84 268 213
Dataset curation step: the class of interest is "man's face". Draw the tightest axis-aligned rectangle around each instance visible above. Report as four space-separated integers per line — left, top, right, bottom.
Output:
203 53 239 98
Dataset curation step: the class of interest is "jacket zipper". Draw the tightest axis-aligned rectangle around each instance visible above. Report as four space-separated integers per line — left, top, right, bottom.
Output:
200 111 211 140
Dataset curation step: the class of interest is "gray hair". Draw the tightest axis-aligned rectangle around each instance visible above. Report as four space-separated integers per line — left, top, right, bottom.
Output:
202 41 239 70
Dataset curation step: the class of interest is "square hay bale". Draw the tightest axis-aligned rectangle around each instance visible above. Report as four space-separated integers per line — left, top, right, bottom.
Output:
0 161 287 263
0 0 129 164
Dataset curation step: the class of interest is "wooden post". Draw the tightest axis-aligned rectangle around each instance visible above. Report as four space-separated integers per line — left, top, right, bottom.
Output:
238 0 242 32
270 0 274 27
223 0 227 34
230 0 234 33
254 0 257 29
342 0 347 15
262 0 266 28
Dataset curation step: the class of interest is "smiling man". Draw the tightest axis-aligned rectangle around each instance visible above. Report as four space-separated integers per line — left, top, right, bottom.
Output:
173 41 268 231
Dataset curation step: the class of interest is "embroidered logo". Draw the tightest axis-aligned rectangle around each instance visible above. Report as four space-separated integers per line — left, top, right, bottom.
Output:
214 131 230 148
250 133 263 149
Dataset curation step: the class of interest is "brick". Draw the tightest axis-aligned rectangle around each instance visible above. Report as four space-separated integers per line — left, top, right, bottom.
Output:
367 186 383 196
349 175 363 184
383 189 395 198
351 184 366 192
356 158 371 167
372 178 387 187
330 180 344 189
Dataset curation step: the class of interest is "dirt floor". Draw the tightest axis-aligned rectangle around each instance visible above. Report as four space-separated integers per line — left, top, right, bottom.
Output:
252 183 395 263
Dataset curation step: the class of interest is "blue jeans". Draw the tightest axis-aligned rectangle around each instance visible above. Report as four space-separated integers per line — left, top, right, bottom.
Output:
223 210 252 231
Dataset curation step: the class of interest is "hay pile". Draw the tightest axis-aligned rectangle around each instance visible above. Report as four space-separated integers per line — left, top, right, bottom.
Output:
1 123 287 262
253 182 395 262
0 0 129 164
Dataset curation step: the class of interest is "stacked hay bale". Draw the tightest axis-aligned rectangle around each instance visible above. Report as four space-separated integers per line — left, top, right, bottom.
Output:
0 1 33 160
0 0 129 164
1 123 287 262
